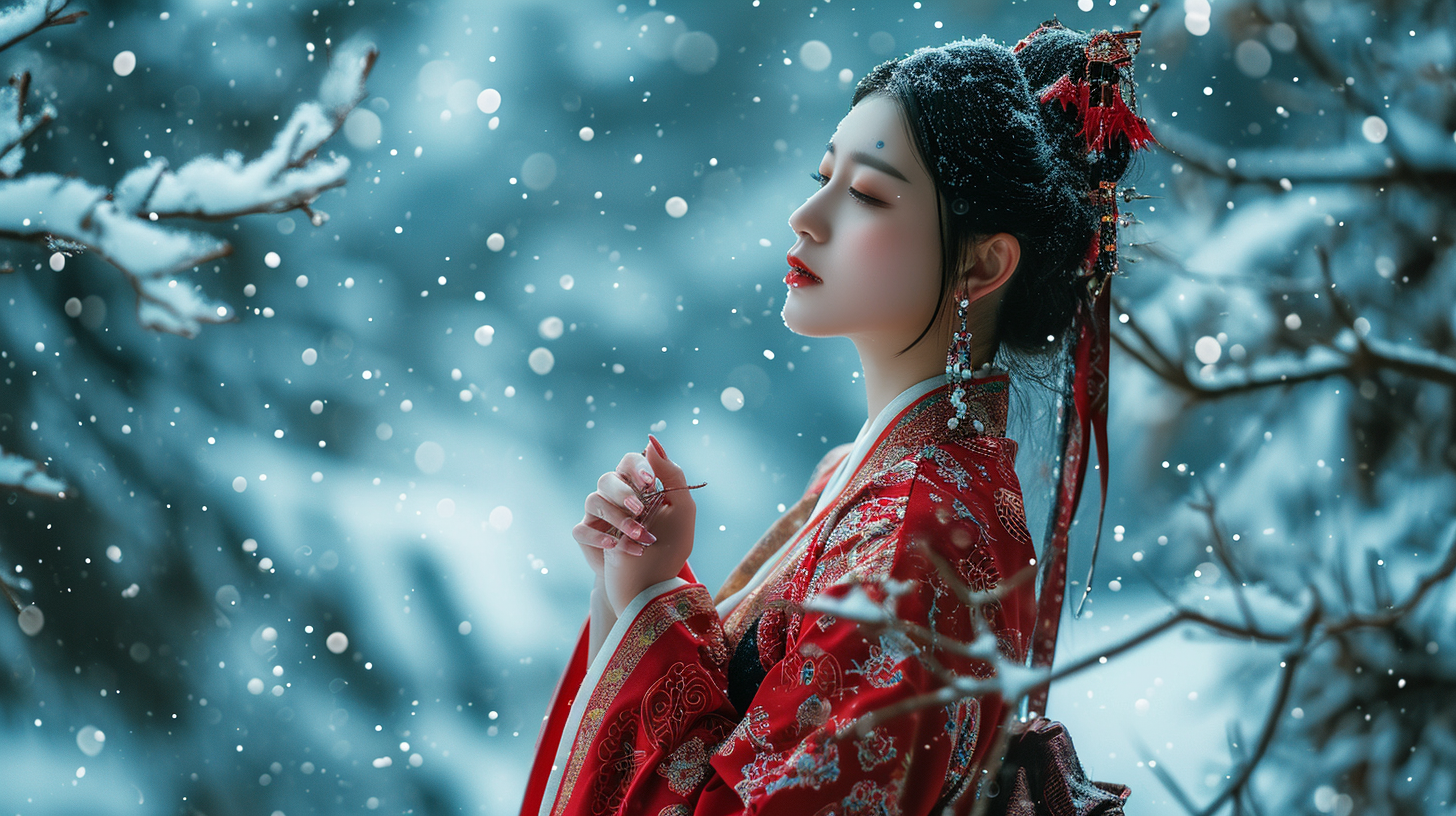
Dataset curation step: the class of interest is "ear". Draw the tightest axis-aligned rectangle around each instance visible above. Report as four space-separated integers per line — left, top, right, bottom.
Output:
959 232 1020 303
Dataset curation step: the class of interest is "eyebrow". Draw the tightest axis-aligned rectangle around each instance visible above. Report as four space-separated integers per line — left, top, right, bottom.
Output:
825 141 910 183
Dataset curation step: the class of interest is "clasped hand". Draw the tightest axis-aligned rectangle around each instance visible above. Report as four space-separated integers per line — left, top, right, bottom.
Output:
572 434 696 616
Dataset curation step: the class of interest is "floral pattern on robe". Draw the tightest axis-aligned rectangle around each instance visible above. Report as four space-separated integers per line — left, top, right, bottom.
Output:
529 374 1036 816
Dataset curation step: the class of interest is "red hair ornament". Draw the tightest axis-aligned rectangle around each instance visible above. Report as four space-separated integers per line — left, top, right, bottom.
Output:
1013 18 1158 721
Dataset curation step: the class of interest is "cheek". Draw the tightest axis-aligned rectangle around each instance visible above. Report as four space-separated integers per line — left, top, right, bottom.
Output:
843 215 941 305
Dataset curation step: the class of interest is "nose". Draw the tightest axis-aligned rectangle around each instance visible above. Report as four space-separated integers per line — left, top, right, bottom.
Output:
788 187 829 245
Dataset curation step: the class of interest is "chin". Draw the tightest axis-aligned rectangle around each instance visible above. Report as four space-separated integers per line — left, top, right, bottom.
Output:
780 302 839 338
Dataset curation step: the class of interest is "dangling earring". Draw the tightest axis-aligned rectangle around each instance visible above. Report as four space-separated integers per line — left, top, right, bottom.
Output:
945 295 971 430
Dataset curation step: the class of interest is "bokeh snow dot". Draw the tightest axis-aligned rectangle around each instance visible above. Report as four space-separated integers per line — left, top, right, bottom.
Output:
488 506 513 530
216 584 241 608
247 677 265 695
474 325 495 346
1234 40 1272 78
665 196 688 218
301 348 318 365
264 252 281 268
672 31 719 74
578 126 594 141
343 108 382 150
477 88 501 114
417 59 456 97
1361 116 1388 144
521 153 557 190
798 40 832 71
325 631 349 654
538 317 564 340
77 726 106 757
528 347 555 375
64 296 82 317
415 441 445 474
232 476 248 493
17 605 44 636
437 498 456 518
113 51 137 76
720 386 745 411
486 233 505 252
1194 336 1222 365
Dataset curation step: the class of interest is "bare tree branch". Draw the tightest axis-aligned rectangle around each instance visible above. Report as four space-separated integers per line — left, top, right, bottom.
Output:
1113 294 1456 400
0 0 87 55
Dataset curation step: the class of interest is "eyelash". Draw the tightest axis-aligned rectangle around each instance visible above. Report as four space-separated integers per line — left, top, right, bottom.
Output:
811 170 884 206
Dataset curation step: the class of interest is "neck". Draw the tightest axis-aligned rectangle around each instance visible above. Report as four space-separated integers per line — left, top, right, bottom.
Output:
850 329 995 424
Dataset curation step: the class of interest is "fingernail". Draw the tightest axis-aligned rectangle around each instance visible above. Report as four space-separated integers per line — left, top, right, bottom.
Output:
648 434 667 458
639 469 654 486
625 496 644 514
637 528 657 544
601 535 617 549
627 542 644 556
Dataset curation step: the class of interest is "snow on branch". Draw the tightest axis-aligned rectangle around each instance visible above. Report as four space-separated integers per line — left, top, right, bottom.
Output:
120 37 378 223
0 18 375 499
0 0 85 55
1 72 54 176
0 444 67 498
0 35 377 338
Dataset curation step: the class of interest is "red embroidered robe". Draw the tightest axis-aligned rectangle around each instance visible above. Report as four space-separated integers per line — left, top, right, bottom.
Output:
522 374 1038 815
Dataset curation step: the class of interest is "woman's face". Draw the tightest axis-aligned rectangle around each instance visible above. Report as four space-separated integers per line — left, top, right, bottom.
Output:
782 93 945 347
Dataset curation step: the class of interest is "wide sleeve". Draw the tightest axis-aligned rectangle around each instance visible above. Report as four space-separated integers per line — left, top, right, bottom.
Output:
538 440 1037 816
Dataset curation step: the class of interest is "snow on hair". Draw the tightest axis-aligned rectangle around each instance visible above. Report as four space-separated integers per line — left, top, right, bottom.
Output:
851 31 1135 361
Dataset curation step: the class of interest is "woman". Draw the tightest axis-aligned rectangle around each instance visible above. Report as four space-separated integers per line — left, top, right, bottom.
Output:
522 17 1153 815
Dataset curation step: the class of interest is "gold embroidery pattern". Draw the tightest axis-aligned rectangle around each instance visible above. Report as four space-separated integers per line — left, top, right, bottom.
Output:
721 378 1009 650
552 584 719 815
994 487 1034 547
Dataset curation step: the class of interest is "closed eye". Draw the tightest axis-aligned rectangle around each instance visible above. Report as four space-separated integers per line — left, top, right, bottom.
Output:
810 170 886 207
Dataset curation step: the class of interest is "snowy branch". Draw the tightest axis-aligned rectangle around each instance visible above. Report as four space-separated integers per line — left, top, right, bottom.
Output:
0 36 375 337
0 444 67 498
0 71 55 177
0 0 85 55
0 17 375 500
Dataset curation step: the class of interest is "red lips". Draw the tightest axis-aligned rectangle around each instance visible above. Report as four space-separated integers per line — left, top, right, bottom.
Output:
785 254 822 287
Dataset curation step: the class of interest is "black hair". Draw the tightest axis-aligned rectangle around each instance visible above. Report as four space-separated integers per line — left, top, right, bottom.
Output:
850 28 1140 369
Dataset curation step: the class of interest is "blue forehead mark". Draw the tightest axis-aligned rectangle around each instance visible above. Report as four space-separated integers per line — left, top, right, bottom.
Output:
876 140 885 149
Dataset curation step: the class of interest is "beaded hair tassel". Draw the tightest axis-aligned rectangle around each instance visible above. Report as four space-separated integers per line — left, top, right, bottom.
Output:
1013 16 1158 719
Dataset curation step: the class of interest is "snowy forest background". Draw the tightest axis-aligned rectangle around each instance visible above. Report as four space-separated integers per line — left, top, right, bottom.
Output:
1 0 1453 813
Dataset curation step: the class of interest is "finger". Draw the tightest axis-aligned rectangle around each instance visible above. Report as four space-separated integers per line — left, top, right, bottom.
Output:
598 471 646 515
572 521 619 550
581 515 616 534
616 452 656 490
581 516 633 550
644 434 686 490
585 494 657 543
